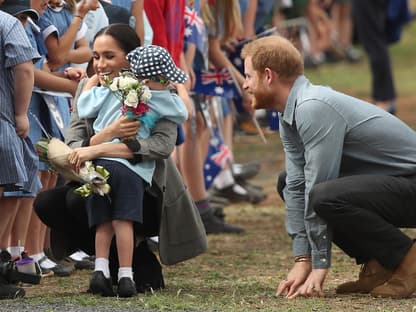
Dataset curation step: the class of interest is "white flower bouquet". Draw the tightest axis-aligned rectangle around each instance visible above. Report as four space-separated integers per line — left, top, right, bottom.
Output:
105 71 152 120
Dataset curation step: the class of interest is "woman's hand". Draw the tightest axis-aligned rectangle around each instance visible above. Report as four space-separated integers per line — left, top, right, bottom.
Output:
276 261 312 299
89 116 140 146
112 116 141 140
84 74 100 90
68 145 100 172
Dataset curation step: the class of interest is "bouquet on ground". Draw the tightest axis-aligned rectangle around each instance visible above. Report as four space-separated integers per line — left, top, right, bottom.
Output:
35 138 110 197
104 71 153 128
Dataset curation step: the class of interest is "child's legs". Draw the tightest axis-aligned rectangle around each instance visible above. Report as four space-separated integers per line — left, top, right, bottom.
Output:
0 197 20 248
10 197 33 249
112 220 134 267
95 222 113 259
26 171 57 256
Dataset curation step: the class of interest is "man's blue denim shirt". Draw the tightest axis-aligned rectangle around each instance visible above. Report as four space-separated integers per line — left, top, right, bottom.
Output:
279 75 416 269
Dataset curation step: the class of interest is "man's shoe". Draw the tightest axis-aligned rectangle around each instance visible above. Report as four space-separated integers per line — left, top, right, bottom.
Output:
336 259 392 294
201 211 244 234
371 244 416 298
117 277 137 298
89 271 115 297
0 284 25 300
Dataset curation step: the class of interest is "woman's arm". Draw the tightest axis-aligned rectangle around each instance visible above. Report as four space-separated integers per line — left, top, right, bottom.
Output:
66 78 178 161
68 119 177 169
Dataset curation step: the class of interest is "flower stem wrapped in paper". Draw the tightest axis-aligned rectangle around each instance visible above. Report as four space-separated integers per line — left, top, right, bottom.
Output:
35 138 111 197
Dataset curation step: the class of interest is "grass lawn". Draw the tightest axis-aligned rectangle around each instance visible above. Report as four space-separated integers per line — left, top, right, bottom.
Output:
5 8 416 312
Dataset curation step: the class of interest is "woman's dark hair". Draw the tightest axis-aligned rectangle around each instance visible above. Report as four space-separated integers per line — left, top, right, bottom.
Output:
93 23 141 54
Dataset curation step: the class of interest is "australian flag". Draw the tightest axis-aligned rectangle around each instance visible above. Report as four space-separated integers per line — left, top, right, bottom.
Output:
204 128 232 189
184 5 206 53
193 68 238 99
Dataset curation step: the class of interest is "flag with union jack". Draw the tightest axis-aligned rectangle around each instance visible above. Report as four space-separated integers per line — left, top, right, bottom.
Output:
193 68 238 99
204 127 232 189
184 5 206 54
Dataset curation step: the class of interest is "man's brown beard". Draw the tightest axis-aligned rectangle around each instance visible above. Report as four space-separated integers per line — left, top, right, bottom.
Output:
251 92 275 110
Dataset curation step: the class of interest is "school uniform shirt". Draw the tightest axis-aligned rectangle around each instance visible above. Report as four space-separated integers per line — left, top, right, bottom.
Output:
0 12 40 189
77 86 188 184
36 7 84 135
280 75 416 269
37 4 87 69
25 19 62 168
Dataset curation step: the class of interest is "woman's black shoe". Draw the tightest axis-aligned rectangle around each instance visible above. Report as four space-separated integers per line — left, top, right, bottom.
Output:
88 271 115 297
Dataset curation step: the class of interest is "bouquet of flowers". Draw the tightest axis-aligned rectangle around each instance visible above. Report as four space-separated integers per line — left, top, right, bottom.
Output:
35 138 111 197
104 71 152 121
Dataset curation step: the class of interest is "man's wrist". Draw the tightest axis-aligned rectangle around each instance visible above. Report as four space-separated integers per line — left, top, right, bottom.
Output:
294 255 312 263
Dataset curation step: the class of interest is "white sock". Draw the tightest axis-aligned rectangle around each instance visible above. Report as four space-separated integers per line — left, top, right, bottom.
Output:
232 183 248 195
7 246 24 259
30 252 45 263
118 267 133 281
213 168 234 189
32 252 57 269
231 163 244 175
69 250 90 261
94 258 110 278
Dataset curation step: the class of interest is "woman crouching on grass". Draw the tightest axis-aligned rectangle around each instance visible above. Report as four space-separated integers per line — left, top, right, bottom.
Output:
34 23 207 298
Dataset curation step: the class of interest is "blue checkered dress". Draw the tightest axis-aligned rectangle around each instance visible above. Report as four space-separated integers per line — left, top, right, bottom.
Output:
0 12 40 191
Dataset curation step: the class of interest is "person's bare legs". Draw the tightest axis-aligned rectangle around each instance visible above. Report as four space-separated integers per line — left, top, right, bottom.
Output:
26 171 61 272
89 221 115 296
179 106 244 234
9 197 33 258
112 220 133 268
180 112 209 201
338 3 353 50
0 197 20 249
95 222 113 263
112 220 136 297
